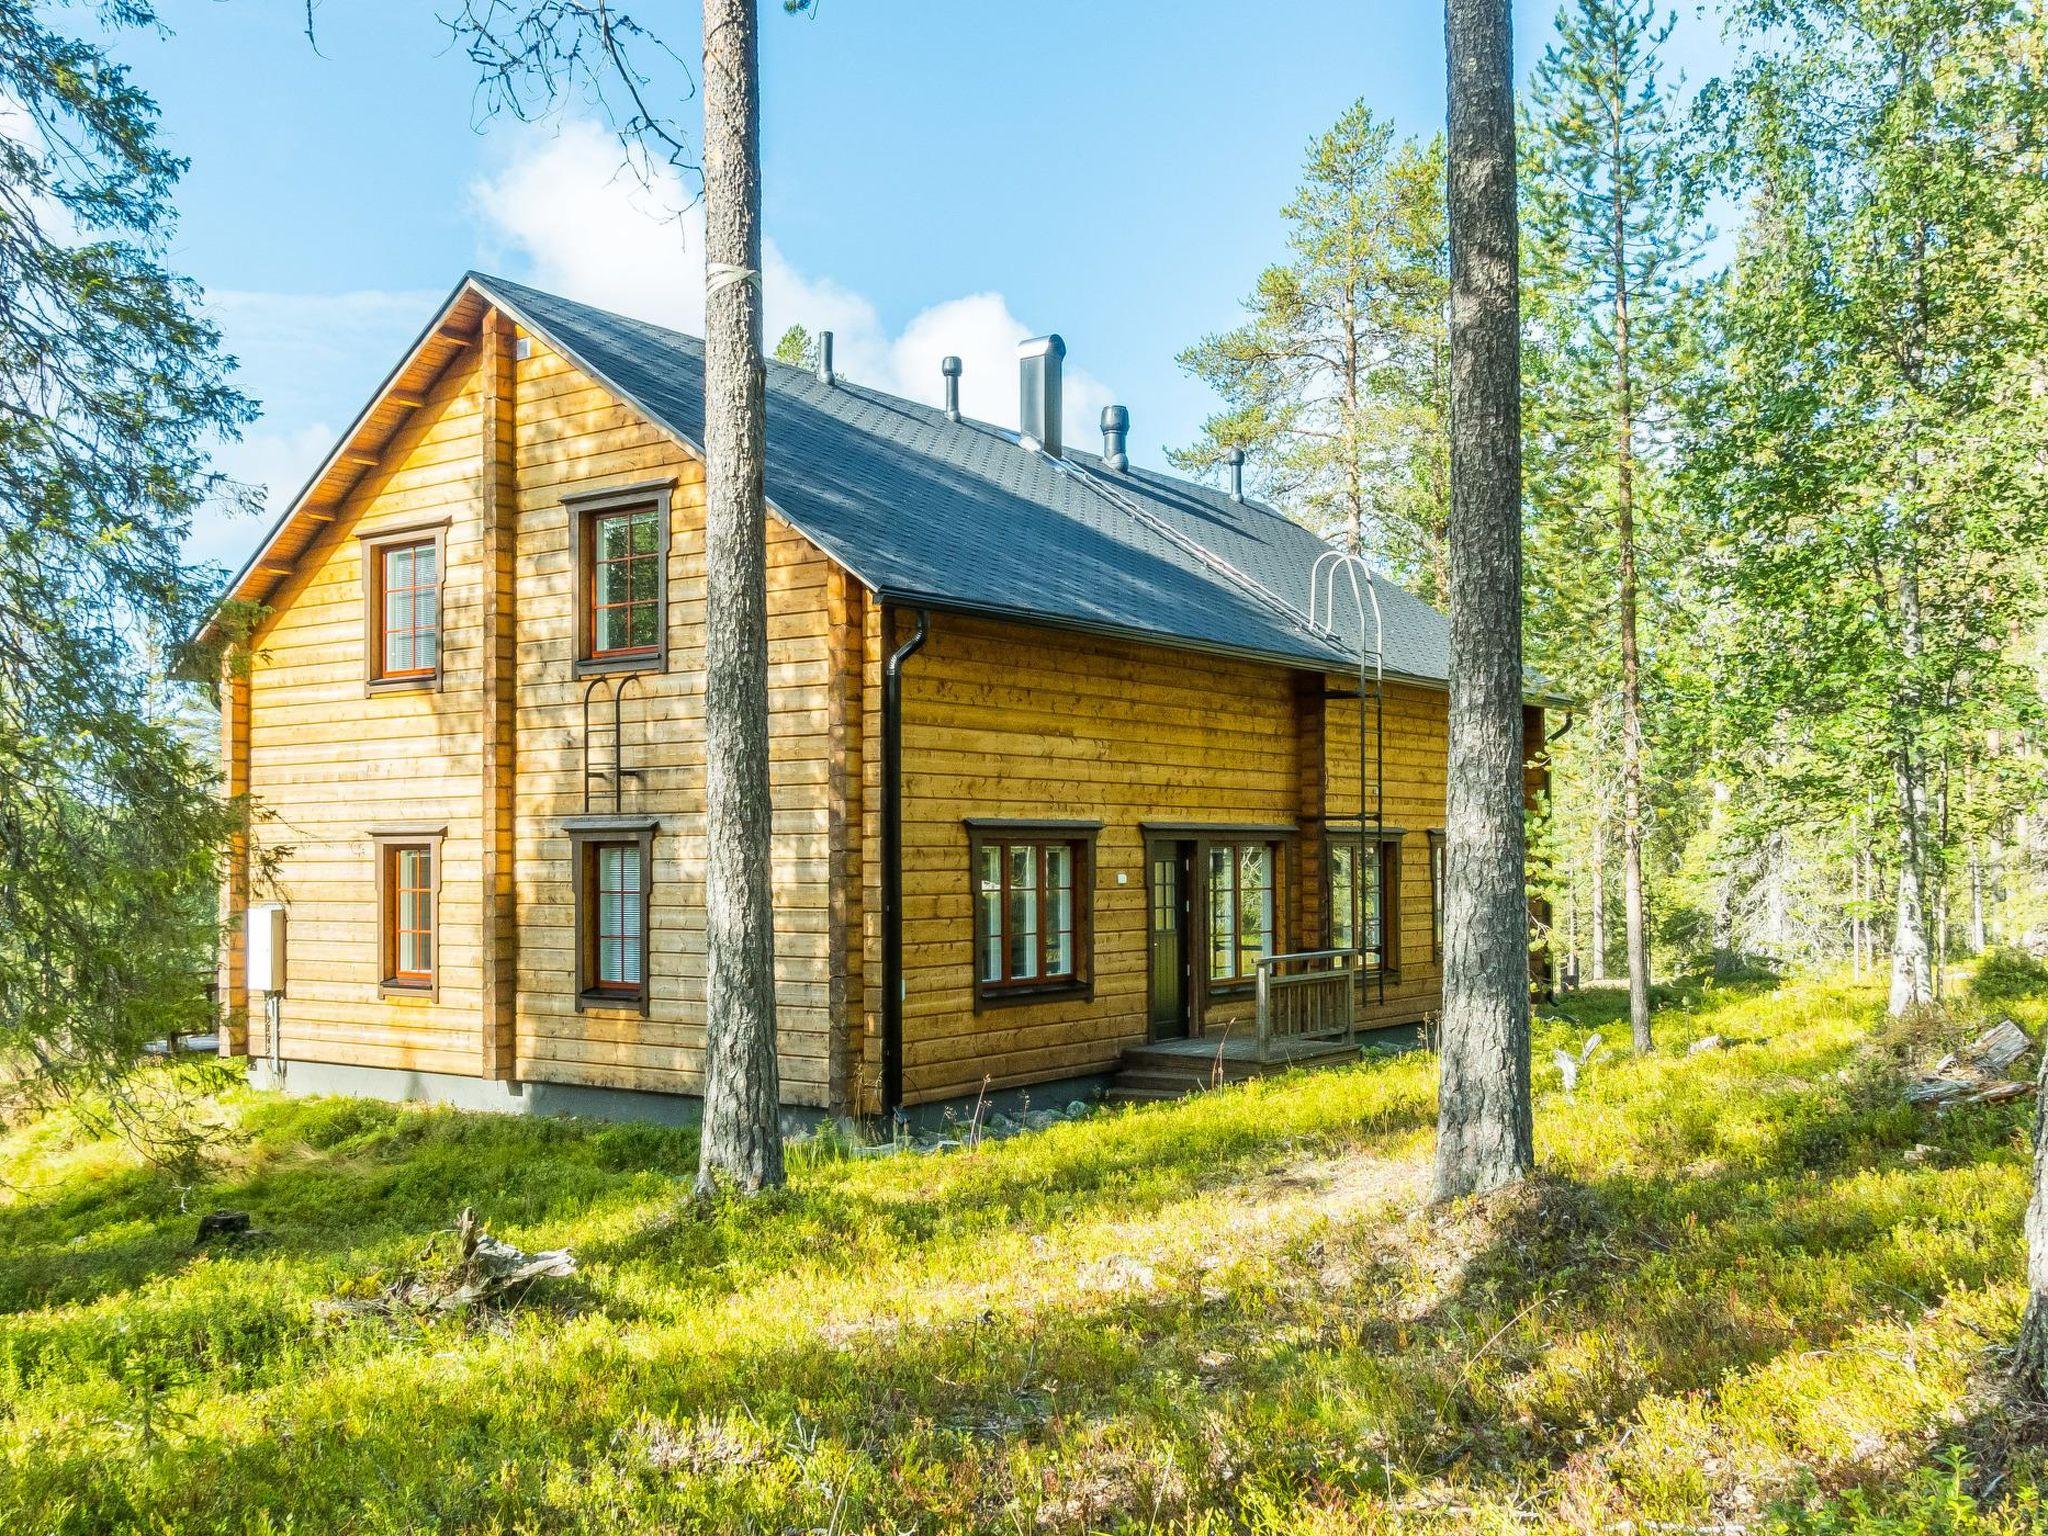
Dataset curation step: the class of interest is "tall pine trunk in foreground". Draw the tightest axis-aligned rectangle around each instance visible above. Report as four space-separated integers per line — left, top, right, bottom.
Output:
696 0 784 1194
1434 0 1534 1203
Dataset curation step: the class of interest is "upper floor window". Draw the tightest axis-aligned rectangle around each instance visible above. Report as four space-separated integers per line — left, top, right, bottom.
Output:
378 541 438 678
360 521 447 692
1207 840 1278 985
590 506 661 657
967 821 1097 1005
1329 833 1401 971
569 483 674 675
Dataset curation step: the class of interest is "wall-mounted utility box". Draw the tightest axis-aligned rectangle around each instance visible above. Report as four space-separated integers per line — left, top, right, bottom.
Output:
246 902 287 995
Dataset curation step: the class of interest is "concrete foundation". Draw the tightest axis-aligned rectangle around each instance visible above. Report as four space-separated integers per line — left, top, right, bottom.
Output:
244 1056 1115 1137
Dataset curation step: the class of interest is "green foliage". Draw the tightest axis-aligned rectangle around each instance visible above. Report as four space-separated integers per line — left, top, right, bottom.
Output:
1970 946 2048 1005
1172 104 1450 593
2 978 2042 1531
0 1 253 1105
773 323 816 370
1686 0 2048 981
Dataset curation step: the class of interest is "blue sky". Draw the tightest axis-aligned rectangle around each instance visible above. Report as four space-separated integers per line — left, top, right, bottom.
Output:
125 1 1729 573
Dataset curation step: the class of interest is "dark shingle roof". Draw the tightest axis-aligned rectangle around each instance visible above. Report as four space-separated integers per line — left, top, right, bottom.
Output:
473 273 1452 684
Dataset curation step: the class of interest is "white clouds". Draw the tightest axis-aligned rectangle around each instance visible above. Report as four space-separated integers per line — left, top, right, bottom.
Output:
191 114 1126 569
468 117 1115 436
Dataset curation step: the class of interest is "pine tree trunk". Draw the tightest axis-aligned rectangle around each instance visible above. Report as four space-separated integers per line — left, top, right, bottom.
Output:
1590 808 1608 981
2017 1042 2048 1396
1889 558 1933 1018
1611 155 1652 1054
1433 0 1533 1204
695 0 784 1196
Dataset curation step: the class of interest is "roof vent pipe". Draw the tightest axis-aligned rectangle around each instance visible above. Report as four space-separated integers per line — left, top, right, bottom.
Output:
817 330 836 386
1226 445 1246 502
1100 405 1130 472
1017 334 1065 457
941 355 962 421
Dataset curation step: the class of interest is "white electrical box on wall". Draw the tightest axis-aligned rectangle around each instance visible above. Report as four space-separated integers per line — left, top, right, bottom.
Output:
246 902 287 995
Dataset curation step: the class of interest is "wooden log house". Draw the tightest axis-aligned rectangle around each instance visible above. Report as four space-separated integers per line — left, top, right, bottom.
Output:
201 274 1550 1122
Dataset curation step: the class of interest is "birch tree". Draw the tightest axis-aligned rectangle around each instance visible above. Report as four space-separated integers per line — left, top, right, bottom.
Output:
1694 0 2048 1019
1434 0 1535 1202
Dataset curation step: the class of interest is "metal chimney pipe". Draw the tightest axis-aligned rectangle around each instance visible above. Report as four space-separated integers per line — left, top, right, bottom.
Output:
816 330 835 386
1100 405 1130 472
1226 445 1246 502
941 355 962 421
1017 334 1065 457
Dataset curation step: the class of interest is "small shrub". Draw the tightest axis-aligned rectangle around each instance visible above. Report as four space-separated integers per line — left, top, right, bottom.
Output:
1971 947 2048 1006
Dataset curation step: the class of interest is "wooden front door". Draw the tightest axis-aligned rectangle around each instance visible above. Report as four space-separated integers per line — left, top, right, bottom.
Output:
1147 840 1194 1039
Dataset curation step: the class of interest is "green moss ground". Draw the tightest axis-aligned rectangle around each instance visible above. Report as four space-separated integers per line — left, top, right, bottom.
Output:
3 973 2044 1533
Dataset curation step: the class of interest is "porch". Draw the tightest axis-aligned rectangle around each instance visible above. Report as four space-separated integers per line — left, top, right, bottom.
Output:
1108 948 1423 1103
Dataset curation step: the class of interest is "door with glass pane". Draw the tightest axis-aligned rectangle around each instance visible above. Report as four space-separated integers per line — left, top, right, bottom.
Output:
1147 841 1193 1039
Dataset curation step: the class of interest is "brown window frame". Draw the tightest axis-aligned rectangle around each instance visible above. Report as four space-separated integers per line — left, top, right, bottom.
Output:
1428 830 1446 963
568 482 674 678
569 817 657 1014
370 824 446 999
1205 837 1284 988
1326 830 1403 973
359 520 449 694
965 819 1099 1010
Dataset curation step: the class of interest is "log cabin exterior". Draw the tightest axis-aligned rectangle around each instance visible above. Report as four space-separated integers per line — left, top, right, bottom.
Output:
203 274 1549 1122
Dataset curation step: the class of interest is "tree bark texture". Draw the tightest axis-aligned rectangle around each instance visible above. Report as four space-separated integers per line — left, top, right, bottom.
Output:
2017 1040 2048 1396
696 0 784 1195
1433 0 1534 1204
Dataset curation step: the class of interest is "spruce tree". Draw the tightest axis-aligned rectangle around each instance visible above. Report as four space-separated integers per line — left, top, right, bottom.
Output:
0 0 253 1112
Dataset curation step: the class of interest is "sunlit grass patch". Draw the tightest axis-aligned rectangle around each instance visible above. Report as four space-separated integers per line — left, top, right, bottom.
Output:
1 972 2041 1532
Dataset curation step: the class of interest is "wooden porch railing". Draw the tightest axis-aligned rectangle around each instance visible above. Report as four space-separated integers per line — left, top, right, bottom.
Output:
1253 948 1360 1060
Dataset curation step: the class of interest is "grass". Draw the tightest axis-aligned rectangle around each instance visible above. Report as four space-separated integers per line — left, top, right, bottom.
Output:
2 973 2045 1534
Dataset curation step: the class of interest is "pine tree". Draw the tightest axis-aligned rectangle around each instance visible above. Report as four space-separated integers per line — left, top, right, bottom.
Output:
695 0 785 1194
1523 0 1702 1051
1173 106 1452 596
449 0 786 1191
1434 0 1535 1202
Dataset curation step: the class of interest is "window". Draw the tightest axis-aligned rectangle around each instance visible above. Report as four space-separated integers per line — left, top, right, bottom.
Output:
377 540 438 678
590 506 661 656
360 521 447 692
370 826 445 996
1429 831 1446 961
570 819 656 1012
1327 833 1401 971
1207 840 1277 985
966 821 1097 1004
569 484 673 675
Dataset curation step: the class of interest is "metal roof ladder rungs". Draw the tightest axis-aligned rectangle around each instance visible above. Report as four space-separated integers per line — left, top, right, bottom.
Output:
1310 550 1390 1012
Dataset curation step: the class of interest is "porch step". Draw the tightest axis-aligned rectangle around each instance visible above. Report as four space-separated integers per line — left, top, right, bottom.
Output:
1107 1034 1363 1106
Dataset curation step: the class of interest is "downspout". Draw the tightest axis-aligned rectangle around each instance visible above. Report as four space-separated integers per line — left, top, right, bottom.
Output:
880 605 930 1118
